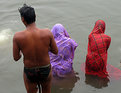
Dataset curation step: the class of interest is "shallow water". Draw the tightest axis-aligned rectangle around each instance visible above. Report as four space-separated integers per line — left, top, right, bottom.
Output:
0 0 121 93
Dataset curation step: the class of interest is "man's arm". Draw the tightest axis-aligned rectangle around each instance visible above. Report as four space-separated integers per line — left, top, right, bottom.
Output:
13 34 21 61
49 31 58 55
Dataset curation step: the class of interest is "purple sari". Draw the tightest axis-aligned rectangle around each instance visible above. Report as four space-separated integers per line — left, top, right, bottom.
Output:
49 24 78 77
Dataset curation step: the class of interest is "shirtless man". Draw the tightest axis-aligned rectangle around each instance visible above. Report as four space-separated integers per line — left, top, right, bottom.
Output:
13 4 58 93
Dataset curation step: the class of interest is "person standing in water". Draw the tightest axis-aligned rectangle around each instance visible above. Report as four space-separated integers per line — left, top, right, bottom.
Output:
49 24 78 77
85 20 111 78
13 4 58 93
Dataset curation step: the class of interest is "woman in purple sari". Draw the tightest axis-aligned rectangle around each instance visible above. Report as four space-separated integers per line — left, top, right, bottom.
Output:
49 24 78 77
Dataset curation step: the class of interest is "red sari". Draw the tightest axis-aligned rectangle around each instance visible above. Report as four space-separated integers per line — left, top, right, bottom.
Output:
85 20 111 78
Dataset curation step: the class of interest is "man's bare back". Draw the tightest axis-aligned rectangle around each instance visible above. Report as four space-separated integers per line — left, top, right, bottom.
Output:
13 4 58 93
13 25 58 68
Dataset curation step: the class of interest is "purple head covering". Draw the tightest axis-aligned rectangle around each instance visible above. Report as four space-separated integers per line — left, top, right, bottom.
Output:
51 24 70 39
49 24 78 77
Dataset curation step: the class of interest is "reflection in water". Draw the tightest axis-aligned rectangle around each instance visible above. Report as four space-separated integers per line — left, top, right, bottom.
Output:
85 74 110 89
52 70 80 93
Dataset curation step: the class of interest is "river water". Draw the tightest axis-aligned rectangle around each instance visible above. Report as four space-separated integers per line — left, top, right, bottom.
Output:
0 0 121 93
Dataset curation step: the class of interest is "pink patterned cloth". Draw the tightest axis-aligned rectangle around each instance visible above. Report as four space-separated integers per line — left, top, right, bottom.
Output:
49 24 78 77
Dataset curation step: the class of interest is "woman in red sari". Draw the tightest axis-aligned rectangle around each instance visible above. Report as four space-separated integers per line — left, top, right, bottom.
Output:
85 20 111 78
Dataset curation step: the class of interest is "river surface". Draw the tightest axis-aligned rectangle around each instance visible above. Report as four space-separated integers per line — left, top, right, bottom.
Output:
0 0 121 93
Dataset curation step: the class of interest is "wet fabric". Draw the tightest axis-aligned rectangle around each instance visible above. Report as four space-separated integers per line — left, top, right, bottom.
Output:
24 64 51 83
81 20 121 79
84 20 111 78
81 63 121 80
49 24 78 77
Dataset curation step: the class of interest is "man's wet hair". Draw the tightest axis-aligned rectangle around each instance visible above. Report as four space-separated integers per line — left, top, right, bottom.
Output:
18 4 36 24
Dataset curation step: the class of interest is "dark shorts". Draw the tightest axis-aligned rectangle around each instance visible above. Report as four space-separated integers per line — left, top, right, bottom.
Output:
24 64 51 83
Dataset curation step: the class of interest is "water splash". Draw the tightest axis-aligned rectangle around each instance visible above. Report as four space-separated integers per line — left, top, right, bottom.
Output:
0 29 13 42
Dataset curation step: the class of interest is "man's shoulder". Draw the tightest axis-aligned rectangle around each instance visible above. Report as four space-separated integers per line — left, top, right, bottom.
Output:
13 30 25 40
39 28 51 33
39 28 52 36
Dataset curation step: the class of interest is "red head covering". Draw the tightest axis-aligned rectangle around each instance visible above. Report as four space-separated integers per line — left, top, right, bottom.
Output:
85 20 111 78
91 20 105 34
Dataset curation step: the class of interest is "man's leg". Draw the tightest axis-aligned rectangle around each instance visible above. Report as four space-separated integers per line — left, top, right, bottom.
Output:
41 71 52 93
23 73 38 93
